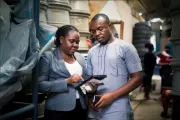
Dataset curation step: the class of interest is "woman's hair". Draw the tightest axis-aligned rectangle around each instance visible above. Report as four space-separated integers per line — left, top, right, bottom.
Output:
54 25 79 47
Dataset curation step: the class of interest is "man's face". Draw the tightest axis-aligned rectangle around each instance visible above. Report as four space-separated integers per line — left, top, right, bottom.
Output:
89 18 111 44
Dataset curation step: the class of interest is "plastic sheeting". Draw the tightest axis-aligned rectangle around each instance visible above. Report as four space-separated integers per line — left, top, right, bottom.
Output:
12 0 34 19
38 36 56 59
0 19 39 85
0 0 39 109
0 0 11 55
39 23 57 49
0 81 22 110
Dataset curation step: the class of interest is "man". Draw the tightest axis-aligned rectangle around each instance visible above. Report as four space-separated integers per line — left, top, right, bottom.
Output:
143 43 156 99
87 13 142 120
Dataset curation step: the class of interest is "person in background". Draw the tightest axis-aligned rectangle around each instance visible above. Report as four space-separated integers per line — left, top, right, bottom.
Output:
157 46 172 93
38 25 88 120
157 46 173 118
143 43 156 99
157 46 172 65
161 89 172 118
87 13 142 120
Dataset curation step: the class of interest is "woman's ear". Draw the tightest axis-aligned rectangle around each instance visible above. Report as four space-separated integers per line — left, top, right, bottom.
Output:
60 36 64 43
108 23 112 29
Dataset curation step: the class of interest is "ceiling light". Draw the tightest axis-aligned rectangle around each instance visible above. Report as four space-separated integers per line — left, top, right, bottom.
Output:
150 18 164 23
139 13 142 16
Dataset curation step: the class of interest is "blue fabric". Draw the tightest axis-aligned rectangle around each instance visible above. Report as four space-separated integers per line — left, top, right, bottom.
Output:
38 48 88 111
87 39 142 120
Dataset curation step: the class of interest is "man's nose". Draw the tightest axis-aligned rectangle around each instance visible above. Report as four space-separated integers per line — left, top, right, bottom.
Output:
95 30 100 36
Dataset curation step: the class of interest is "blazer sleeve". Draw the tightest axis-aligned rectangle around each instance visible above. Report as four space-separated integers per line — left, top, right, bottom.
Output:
38 52 69 93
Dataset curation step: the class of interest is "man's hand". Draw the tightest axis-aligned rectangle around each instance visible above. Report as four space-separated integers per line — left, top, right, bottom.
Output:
94 92 115 109
88 96 98 111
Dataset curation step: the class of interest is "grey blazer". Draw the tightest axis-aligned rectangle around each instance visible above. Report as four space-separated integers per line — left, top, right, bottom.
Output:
38 48 88 111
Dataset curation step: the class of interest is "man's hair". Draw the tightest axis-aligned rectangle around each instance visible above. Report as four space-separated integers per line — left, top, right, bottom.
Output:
91 13 110 24
54 25 79 47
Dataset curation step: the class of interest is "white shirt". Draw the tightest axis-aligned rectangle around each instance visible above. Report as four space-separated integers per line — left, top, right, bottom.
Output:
65 61 82 99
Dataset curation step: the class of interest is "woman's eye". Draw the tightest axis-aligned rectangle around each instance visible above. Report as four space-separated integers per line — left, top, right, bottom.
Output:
91 30 95 34
74 40 79 44
99 27 103 31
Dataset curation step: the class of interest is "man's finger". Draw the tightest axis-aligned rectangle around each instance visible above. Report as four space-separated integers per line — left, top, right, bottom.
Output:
96 102 104 108
95 94 102 97
89 102 98 111
95 97 103 107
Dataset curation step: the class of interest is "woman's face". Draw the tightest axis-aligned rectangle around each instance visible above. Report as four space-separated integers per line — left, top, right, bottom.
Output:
60 31 80 56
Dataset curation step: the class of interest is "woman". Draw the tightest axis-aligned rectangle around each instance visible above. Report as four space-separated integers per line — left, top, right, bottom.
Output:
38 25 88 120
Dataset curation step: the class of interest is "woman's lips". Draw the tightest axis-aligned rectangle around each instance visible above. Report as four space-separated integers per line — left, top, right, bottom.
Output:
71 49 77 52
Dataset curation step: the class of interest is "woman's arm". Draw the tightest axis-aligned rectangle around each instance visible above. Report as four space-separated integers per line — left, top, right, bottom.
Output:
38 53 69 93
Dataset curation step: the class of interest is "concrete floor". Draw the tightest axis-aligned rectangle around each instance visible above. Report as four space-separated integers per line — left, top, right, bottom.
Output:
131 75 172 120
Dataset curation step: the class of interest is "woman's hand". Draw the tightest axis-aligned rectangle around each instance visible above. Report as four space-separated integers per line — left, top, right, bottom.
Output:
67 74 84 85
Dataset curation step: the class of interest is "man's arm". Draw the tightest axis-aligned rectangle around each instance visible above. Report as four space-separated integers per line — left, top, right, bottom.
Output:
95 72 142 108
111 71 142 100
113 44 143 98
95 44 142 108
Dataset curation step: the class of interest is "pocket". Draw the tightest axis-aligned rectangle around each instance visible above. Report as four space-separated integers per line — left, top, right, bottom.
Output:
116 56 127 76
107 61 118 76
107 55 127 76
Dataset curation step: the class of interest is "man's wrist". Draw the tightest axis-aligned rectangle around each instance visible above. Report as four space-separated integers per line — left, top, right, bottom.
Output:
110 92 118 101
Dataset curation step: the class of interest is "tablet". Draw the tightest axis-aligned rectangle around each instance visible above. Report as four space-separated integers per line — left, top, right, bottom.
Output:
75 75 107 89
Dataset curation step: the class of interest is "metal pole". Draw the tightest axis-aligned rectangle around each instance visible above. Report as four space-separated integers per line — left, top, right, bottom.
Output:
0 104 34 120
32 0 40 120
169 0 180 119
34 0 40 38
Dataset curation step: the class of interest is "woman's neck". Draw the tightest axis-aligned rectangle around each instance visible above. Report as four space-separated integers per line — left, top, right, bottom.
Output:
59 47 75 64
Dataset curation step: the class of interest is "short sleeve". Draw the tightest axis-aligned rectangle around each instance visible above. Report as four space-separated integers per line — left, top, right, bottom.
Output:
125 44 142 74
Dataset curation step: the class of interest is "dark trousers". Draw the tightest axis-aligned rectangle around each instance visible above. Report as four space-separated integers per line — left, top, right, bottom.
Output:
143 70 153 97
44 99 87 120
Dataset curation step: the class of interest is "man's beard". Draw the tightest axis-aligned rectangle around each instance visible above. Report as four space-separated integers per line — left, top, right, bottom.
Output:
100 36 111 45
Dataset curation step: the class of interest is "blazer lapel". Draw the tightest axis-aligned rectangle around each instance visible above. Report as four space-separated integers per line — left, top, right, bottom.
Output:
74 52 86 77
54 48 71 77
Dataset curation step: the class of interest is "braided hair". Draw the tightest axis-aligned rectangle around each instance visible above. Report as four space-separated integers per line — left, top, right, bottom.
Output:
54 25 79 47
